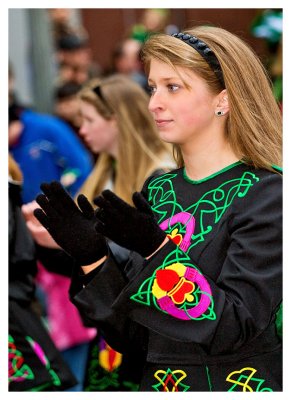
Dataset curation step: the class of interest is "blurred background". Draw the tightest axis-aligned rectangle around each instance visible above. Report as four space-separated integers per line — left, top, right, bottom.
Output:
9 8 282 114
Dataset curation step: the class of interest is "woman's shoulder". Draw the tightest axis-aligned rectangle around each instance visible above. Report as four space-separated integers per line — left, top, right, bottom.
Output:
251 165 282 187
232 164 282 214
231 161 282 185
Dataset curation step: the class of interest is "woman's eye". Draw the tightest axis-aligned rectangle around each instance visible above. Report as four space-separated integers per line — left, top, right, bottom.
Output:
168 84 179 92
148 85 157 95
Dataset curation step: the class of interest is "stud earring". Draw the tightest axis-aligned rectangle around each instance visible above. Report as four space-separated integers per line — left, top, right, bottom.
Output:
215 110 224 116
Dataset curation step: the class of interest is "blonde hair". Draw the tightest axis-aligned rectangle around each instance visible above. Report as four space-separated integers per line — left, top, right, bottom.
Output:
77 74 172 204
9 153 23 183
142 26 282 170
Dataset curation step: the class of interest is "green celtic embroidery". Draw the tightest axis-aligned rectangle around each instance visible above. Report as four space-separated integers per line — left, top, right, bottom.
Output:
148 171 260 251
130 247 216 321
9 334 34 383
130 170 259 320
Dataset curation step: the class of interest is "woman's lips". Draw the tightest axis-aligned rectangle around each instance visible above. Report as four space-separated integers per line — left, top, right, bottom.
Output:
155 119 173 128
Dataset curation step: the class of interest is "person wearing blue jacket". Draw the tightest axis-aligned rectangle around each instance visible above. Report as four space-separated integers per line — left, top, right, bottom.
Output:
9 104 93 203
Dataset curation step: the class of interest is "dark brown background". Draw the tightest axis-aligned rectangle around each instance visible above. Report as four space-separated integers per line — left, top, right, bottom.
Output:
81 9 272 70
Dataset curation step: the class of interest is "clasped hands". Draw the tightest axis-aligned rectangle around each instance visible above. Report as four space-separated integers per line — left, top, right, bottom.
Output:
34 181 167 266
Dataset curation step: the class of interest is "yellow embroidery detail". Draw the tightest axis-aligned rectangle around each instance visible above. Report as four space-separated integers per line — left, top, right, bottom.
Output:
226 367 257 392
154 369 188 392
165 262 186 277
152 279 166 299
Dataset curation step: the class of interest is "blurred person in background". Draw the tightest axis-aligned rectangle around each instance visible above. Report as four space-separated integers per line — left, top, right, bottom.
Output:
8 64 93 203
8 102 93 203
48 8 88 47
9 64 96 391
250 9 282 108
9 153 77 391
53 81 97 160
22 74 176 391
47 8 102 87
9 97 97 392
54 81 83 135
107 38 147 91
55 33 102 86
131 9 178 42
76 74 175 205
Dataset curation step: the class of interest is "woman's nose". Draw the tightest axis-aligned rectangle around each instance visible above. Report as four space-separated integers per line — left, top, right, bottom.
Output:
79 124 86 136
148 92 164 113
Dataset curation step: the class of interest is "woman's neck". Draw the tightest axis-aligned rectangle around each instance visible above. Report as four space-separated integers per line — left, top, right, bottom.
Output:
181 138 240 181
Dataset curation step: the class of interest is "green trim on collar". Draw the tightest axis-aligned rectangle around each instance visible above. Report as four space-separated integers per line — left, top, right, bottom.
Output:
272 164 282 173
183 160 243 184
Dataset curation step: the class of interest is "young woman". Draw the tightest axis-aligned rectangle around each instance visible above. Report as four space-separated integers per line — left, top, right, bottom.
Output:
23 74 175 391
33 26 282 391
76 73 174 205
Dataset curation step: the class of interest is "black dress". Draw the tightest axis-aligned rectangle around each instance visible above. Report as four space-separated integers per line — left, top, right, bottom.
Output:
9 180 77 391
71 161 282 391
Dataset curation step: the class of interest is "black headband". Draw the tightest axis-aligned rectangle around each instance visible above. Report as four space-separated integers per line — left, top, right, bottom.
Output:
92 85 113 113
172 32 225 88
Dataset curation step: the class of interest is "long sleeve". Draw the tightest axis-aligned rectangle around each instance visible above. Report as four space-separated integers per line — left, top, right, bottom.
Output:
70 249 148 355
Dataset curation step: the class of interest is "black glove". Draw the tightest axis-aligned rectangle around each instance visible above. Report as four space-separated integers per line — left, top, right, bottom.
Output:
34 181 107 265
94 190 166 258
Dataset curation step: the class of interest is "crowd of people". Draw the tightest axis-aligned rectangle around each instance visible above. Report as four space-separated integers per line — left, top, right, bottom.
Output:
8 9 282 392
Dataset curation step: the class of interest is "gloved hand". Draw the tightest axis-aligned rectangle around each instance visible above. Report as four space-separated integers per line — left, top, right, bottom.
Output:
94 190 166 258
34 181 108 265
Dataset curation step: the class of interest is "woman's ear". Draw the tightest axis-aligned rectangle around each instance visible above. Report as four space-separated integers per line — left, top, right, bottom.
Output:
215 89 229 116
108 116 118 131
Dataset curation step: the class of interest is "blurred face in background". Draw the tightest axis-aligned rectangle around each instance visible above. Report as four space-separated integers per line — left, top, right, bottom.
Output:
114 39 142 74
9 121 23 147
48 8 72 25
58 47 92 85
55 95 82 128
79 100 119 157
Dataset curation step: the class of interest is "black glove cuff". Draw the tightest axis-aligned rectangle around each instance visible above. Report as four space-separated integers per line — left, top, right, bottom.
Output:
138 229 167 258
74 240 109 266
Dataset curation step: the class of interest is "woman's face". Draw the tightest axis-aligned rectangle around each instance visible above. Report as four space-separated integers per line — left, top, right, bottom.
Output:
9 121 23 147
148 59 219 147
79 100 118 157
